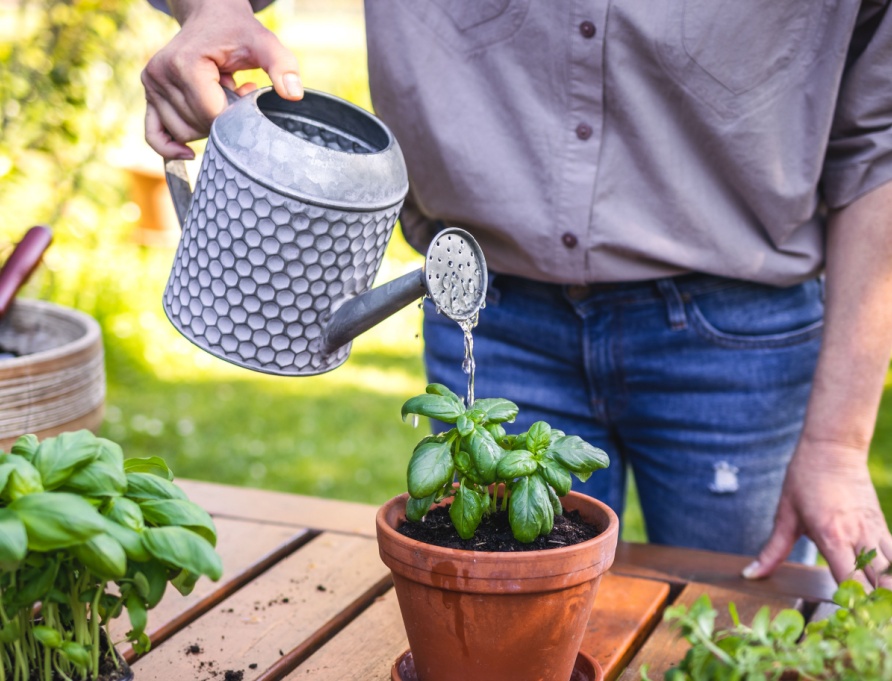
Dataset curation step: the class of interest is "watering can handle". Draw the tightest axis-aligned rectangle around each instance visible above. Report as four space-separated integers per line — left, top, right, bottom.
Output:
163 87 241 229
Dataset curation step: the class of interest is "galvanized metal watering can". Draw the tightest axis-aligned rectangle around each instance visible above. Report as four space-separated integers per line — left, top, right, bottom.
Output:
163 87 486 376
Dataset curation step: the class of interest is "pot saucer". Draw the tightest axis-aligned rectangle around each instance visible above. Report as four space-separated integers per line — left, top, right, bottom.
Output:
391 648 604 681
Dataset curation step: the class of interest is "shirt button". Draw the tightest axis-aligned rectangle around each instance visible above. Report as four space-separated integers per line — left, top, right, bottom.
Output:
579 21 596 39
576 123 592 140
561 232 578 248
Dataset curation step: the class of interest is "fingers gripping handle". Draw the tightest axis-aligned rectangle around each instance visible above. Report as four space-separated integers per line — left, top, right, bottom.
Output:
163 87 241 229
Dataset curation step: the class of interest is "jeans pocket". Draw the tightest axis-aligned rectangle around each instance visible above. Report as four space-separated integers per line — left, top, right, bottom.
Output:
687 279 824 349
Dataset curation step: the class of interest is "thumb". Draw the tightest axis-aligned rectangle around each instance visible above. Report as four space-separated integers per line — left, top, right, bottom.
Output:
251 28 303 100
743 507 799 580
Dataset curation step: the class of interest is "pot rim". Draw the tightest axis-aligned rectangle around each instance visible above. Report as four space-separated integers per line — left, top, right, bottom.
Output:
0 298 100 369
377 490 619 593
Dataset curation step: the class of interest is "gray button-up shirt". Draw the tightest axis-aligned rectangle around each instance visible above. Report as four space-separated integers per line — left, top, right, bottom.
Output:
364 0 892 286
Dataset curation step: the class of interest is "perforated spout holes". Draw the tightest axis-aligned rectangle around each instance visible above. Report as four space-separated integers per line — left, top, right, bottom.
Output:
425 230 487 322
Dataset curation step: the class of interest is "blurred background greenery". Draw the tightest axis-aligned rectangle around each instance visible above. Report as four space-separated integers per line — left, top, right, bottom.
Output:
1 0 891 548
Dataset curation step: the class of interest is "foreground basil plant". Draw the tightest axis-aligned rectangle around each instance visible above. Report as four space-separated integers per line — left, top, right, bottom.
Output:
401 384 609 543
641 549 892 680
0 430 223 681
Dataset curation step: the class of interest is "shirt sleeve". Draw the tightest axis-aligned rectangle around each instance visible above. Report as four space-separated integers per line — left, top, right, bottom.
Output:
146 0 275 15
821 1 892 209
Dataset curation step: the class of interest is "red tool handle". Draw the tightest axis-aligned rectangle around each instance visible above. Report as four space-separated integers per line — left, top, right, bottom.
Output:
0 226 53 317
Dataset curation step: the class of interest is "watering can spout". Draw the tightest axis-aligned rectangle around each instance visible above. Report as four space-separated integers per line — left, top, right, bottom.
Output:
322 268 427 355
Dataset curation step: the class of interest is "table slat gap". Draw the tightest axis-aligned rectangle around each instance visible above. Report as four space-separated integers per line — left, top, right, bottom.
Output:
123 528 318 663
256 576 393 681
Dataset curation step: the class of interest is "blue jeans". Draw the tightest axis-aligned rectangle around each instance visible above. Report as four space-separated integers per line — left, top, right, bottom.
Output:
423 272 822 562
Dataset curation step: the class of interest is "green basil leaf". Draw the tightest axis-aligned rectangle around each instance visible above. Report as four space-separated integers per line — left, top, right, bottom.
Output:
72 533 127 580
60 460 127 498
16 560 59 608
453 447 485 484
770 609 805 644
105 497 145 533
467 426 502 483
546 435 609 475
171 569 201 596
129 561 168 608
548 428 566 444
526 421 552 453
0 462 14 499
448 484 486 540
142 526 223 581
406 493 435 522
10 434 39 461
407 437 455 499
101 517 151 563
31 430 101 490
0 508 27 570
124 456 174 481
60 641 91 667
2 457 44 501
126 592 148 639
0 620 20 644
456 415 474 437
508 475 552 543
471 398 518 425
425 383 462 403
542 475 563 518
139 498 217 546
540 459 572 497
32 625 62 649
125 472 188 502
496 449 537 480
485 423 507 442
401 394 464 424
10 492 106 551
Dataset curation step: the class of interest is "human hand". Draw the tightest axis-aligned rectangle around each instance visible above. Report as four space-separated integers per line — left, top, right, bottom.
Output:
141 0 302 159
743 436 892 588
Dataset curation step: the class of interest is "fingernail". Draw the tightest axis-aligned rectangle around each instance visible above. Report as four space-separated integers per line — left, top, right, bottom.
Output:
283 73 303 98
742 561 761 579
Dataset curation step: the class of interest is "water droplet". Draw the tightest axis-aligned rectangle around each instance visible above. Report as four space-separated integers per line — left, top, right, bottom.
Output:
411 414 419 428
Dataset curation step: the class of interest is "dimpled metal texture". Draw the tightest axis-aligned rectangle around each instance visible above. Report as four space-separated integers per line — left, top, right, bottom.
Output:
163 141 399 376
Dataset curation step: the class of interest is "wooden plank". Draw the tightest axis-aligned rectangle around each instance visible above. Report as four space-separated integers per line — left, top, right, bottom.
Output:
176 479 379 537
131 532 392 681
112 517 309 661
616 583 801 680
284 588 407 681
584 572 671 681
613 542 837 603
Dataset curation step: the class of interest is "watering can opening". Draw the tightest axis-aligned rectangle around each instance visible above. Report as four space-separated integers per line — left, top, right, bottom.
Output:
257 90 391 155
161 87 487 377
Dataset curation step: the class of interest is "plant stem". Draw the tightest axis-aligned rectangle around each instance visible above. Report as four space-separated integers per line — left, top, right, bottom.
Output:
90 581 102 678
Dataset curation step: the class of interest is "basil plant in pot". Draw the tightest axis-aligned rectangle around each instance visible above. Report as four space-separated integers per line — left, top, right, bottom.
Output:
0 430 223 681
376 384 620 681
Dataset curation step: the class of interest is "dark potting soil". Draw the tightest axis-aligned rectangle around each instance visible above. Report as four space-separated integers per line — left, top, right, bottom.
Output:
397 504 600 551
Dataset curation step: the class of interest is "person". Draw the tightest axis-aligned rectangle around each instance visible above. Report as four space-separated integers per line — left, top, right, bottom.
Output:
142 0 892 587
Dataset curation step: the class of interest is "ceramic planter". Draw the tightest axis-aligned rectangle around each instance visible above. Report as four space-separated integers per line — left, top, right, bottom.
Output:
377 491 619 681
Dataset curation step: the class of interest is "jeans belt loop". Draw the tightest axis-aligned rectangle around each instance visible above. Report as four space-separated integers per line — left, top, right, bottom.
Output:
656 278 688 331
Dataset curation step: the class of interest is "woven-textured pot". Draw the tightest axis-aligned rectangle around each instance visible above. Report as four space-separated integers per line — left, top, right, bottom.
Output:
377 491 619 681
0 299 104 450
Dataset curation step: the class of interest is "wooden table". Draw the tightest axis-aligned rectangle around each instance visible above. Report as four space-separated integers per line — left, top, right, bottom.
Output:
121 479 838 680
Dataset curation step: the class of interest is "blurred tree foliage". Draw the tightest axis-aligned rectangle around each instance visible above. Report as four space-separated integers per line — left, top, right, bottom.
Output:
0 0 149 239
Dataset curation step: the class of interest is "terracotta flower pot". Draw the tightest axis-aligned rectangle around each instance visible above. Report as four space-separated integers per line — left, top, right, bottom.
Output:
377 491 619 681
